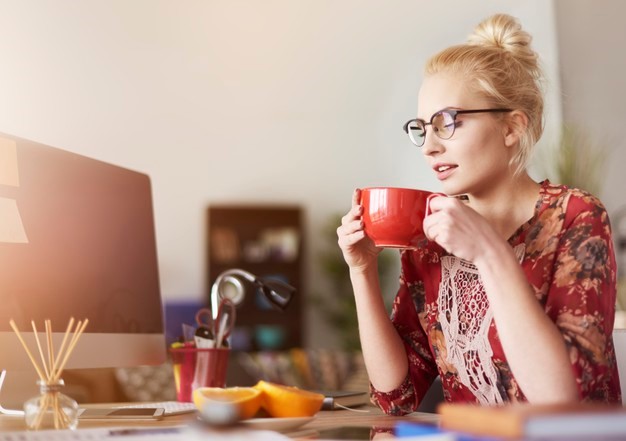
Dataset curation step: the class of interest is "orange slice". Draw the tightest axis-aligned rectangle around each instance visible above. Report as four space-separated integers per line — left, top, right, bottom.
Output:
254 380 324 417
192 387 262 420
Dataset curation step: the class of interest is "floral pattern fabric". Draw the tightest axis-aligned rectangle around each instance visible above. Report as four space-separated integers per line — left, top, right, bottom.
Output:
370 181 621 415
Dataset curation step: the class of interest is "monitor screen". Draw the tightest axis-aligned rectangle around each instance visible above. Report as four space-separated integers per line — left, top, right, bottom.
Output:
0 132 166 373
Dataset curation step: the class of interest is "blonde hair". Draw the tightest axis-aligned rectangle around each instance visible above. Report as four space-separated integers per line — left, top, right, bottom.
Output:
425 14 544 175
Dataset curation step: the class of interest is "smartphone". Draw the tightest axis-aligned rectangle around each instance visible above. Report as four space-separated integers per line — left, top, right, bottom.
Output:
78 407 165 420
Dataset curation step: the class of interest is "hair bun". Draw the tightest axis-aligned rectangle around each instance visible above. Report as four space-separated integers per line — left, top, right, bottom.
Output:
467 13 539 77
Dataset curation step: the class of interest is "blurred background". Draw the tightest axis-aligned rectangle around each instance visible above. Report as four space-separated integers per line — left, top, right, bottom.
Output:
1 0 624 349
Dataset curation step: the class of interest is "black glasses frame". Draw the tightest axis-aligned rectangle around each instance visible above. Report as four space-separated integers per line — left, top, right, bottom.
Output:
402 108 513 147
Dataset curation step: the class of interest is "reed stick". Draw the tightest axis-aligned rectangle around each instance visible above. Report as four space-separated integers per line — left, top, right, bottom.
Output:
30 321 50 380
50 317 75 378
45 320 55 377
8 320 46 381
52 319 89 382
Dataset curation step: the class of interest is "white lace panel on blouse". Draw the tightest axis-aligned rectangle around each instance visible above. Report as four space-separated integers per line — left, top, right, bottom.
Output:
437 244 525 405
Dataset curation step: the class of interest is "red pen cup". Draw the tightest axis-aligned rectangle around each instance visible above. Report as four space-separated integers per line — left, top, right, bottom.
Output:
169 347 230 402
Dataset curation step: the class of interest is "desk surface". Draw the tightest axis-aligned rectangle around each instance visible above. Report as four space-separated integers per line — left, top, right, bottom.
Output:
0 405 439 439
302 407 437 435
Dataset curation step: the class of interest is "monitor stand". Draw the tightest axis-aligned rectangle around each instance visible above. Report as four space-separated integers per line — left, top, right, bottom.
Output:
0 370 25 416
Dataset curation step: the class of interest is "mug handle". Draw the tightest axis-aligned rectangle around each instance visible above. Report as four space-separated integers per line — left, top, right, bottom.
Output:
425 193 446 216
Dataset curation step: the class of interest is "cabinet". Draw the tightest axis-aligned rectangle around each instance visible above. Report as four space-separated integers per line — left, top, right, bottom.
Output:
207 205 304 351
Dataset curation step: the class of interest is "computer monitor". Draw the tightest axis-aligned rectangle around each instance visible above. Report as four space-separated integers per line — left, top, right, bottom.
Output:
0 132 166 373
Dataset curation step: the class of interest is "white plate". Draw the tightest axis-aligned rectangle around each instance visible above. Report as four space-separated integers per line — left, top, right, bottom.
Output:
241 416 315 431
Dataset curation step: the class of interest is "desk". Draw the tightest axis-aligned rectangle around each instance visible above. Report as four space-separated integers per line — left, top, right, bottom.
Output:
0 406 439 439
305 406 436 429
0 408 192 432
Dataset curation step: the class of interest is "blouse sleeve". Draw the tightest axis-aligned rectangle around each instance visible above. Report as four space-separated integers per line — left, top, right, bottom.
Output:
370 251 439 415
544 192 619 401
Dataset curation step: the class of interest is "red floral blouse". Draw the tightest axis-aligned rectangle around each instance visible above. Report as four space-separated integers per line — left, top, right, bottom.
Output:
371 181 621 415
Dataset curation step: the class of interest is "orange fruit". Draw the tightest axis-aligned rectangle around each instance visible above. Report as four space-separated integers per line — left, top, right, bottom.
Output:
192 387 262 420
254 380 324 417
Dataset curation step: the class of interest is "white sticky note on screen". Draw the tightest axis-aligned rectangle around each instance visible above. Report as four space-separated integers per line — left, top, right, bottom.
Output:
0 197 28 243
0 137 20 187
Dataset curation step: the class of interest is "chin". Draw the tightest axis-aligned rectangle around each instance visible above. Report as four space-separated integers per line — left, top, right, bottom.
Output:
440 180 467 197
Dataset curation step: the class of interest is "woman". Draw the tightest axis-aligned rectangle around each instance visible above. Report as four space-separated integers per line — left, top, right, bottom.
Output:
337 14 620 414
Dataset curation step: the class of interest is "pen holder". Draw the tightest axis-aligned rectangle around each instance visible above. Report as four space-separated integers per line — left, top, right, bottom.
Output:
169 347 229 402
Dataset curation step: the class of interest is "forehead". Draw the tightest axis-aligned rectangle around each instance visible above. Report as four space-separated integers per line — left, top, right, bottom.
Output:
417 73 487 118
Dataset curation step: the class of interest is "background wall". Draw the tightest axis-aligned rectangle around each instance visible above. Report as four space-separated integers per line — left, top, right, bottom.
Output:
0 1 562 346
554 0 626 276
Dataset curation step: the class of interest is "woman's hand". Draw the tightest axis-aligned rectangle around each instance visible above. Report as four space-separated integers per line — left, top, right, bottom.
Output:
423 195 501 263
337 189 381 272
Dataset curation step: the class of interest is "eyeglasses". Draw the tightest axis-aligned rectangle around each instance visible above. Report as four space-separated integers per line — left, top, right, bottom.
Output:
402 108 512 147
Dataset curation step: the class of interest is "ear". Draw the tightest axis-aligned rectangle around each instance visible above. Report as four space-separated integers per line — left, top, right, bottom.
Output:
503 110 529 148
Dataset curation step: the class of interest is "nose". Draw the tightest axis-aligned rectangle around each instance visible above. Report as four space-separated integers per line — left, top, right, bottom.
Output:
421 132 444 157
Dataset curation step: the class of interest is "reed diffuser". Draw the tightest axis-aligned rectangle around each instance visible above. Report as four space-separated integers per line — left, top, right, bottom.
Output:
9 317 88 430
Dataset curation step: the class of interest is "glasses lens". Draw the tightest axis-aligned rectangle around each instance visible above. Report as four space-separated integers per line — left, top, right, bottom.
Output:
406 120 425 146
433 111 456 139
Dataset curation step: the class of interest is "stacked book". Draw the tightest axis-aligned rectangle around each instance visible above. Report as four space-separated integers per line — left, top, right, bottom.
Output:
396 402 626 440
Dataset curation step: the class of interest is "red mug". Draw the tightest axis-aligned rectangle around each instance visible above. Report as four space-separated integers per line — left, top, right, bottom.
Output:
361 187 438 249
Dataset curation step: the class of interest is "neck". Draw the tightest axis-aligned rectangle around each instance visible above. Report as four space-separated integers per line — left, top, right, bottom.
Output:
466 173 541 240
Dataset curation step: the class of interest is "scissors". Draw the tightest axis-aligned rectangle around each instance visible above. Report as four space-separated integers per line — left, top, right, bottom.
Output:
213 298 236 349
195 308 215 346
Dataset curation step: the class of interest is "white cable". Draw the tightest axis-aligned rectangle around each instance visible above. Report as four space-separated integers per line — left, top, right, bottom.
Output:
333 402 370 413
0 370 25 416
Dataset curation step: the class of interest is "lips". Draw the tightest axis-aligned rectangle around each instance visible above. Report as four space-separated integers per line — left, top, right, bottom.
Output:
433 163 457 180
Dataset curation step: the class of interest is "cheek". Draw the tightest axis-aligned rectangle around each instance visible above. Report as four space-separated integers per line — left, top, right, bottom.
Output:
460 136 509 172
472 127 508 159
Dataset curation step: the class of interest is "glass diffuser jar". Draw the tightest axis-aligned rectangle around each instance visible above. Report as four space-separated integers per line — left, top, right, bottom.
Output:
24 379 78 430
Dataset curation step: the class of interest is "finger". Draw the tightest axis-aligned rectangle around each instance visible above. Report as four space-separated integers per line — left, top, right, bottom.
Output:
345 219 365 235
426 193 443 216
341 206 362 226
352 188 361 207
572 334 597 352
558 321 587 333
426 194 451 214
338 219 364 236
338 230 366 249
422 212 440 241
423 217 452 253
423 222 435 242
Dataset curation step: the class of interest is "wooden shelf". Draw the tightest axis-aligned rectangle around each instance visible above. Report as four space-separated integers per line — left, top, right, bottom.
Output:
206 205 304 351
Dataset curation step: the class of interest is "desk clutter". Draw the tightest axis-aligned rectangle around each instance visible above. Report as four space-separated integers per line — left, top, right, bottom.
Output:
392 402 626 440
435 401 626 440
237 348 369 392
207 206 303 351
167 298 237 402
192 380 324 424
9 318 88 430
0 426 296 441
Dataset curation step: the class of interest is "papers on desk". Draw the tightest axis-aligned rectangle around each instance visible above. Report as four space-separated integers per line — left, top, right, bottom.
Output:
0 426 293 441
